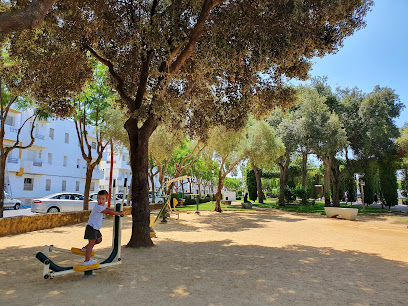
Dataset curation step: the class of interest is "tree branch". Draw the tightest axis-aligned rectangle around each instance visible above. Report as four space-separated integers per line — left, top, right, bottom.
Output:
0 0 57 34
82 44 135 111
169 0 220 75
9 113 39 152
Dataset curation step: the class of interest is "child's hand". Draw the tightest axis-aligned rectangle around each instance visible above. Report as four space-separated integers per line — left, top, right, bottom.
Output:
119 211 124 217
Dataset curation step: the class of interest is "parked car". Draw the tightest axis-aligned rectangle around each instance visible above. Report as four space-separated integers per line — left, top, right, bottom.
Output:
149 192 164 204
115 193 131 206
31 193 94 213
89 193 120 204
3 192 21 210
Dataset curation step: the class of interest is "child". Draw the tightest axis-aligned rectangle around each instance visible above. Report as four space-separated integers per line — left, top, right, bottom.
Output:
82 189 124 266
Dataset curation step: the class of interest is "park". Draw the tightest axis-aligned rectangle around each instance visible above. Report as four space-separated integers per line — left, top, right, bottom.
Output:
1 0 408 305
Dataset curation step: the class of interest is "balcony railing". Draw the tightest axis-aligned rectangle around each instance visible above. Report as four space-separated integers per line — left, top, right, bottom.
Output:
10 126 18 133
33 161 43 167
35 134 45 140
7 157 18 164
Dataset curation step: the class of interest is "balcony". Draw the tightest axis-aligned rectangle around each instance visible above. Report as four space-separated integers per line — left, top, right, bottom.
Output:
3 124 18 141
120 160 131 170
92 169 104 180
79 167 104 180
21 160 45 174
33 133 47 147
6 157 20 172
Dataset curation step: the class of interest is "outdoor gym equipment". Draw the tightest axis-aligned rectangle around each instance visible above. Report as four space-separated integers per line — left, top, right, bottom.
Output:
35 200 124 279
152 175 190 225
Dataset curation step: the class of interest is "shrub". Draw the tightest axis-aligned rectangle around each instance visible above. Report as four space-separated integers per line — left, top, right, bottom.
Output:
284 187 296 203
247 169 257 201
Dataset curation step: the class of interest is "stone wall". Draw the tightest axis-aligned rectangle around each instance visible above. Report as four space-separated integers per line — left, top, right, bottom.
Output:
0 204 163 236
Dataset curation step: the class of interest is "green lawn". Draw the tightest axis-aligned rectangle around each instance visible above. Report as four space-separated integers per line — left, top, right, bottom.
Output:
175 198 405 215
175 202 247 211
252 199 404 215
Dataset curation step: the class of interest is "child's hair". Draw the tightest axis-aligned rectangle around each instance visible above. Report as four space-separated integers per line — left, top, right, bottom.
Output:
98 189 109 196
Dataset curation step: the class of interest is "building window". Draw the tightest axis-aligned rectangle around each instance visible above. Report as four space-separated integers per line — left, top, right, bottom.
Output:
92 141 96 150
49 128 54 140
62 180 66 192
63 156 68 167
65 133 69 144
24 178 34 191
75 181 80 192
90 182 95 192
46 179 51 191
5 116 14 126
77 159 81 169
48 153 53 165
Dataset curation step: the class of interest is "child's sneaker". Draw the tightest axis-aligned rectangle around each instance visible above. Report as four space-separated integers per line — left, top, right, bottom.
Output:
81 247 87 252
83 259 97 266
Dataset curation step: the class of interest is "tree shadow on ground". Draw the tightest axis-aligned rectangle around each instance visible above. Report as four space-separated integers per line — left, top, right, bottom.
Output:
155 210 309 233
1 239 408 305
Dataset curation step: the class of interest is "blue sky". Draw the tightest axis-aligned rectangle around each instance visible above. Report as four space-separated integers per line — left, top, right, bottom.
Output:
297 0 408 127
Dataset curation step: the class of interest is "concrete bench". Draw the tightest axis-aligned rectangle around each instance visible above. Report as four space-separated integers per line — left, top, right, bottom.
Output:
324 207 358 221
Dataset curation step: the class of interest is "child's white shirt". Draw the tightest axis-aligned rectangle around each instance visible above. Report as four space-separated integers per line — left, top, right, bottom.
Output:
88 204 106 230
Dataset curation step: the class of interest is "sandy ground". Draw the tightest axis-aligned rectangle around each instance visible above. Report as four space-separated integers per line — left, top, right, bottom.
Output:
1 209 408 306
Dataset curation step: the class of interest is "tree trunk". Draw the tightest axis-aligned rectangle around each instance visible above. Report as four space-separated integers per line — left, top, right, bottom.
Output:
125 117 155 248
0 155 6 218
301 151 308 204
252 164 264 203
215 177 224 212
83 165 94 210
324 164 331 207
278 157 289 206
332 177 340 207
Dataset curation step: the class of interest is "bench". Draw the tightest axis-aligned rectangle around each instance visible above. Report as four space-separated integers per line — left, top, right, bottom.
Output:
324 207 358 221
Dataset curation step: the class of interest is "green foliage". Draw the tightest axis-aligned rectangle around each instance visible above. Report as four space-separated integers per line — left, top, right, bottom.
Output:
284 187 296 203
401 168 408 198
360 161 378 205
343 171 357 203
246 169 257 202
224 177 242 190
293 187 308 201
379 157 398 208
246 119 284 170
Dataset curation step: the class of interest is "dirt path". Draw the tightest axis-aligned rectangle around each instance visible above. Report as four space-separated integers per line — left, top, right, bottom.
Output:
1 209 408 305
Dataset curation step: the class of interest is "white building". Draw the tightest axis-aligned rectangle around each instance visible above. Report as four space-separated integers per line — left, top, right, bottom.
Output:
3 108 226 204
4 108 104 204
99 146 132 193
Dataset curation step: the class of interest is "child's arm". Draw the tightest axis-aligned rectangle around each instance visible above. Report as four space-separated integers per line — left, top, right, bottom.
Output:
102 208 124 217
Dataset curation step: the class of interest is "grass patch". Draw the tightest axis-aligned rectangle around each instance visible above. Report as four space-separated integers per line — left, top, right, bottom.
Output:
251 199 404 216
175 202 247 211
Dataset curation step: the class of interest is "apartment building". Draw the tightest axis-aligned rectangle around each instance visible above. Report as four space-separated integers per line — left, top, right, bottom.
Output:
3 108 104 204
3 108 225 204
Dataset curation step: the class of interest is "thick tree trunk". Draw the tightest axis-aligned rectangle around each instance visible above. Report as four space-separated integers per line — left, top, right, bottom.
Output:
252 164 264 203
278 159 289 206
126 118 155 248
83 165 94 210
301 151 308 204
332 177 340 207
215 177 224 212
324 164 331 207
0 155 6 218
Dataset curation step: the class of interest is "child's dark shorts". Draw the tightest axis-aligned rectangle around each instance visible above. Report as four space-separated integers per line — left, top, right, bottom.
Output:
84 225 102 240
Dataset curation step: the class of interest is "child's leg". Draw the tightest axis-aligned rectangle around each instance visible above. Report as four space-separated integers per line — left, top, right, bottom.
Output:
95 237 102 245
85 239 96 262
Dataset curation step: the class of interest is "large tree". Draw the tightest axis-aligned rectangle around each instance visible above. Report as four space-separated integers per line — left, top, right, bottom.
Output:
246 120 284 203
10 0 372 246
299 86 348 206
206 126 247 212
